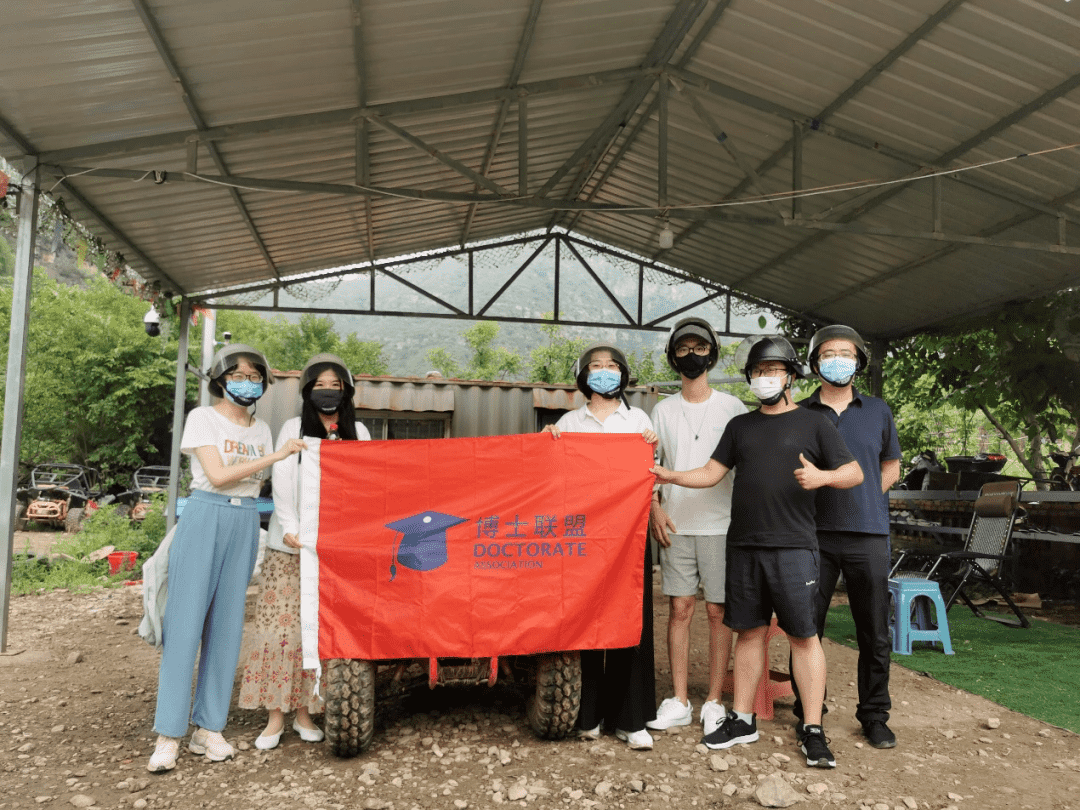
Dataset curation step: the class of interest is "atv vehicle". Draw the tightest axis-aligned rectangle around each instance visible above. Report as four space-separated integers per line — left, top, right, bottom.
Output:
111 465 171 521
17 464 102 532
322 651 581 757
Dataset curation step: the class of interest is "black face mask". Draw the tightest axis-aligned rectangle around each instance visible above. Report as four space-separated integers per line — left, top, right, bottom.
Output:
309 389 344 414
674 353 712 379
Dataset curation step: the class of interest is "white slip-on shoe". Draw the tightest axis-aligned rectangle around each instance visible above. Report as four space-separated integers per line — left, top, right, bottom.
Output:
255 727 282 751
700 699 727 736
577 724 601 740
147 735 180 773
188 728 236 762
615 728 654 750
293 718 325 743
646 696 693 730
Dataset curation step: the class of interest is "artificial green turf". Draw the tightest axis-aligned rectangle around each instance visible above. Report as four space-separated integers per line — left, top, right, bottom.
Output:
822 604 1080 733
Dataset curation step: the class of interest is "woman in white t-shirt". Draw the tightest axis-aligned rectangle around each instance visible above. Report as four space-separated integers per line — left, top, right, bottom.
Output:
543 342 659 751
240 353 371 750
148 344 305 774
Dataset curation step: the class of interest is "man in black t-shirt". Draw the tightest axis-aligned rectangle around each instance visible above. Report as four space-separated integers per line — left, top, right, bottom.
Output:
652 336 862 770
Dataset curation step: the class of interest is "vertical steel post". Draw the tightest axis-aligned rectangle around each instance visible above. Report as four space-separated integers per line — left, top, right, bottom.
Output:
870 339 888 398
0 167 39 652
165 299 191 533
199 308 216 407
553 235 560 321
932 175 942 233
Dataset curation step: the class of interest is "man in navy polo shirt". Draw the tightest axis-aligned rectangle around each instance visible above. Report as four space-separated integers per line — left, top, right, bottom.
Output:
795 325 902 750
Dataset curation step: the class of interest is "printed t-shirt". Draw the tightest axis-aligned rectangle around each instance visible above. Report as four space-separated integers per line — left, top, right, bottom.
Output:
181 405 274 497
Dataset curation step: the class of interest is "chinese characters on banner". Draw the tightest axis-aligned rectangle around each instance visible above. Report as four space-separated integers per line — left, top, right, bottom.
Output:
299 433 654 663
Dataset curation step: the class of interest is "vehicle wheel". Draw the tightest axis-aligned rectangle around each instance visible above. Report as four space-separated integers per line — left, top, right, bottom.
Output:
525 651 581 740
116 504 132 519
323 658 375 757
64 507 84 533
14 503 27 531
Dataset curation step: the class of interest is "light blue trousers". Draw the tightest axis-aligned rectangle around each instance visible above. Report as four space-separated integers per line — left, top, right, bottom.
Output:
154 491 259 737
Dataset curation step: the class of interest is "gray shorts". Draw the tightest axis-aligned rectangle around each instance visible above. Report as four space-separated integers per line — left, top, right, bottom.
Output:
658 533 727 603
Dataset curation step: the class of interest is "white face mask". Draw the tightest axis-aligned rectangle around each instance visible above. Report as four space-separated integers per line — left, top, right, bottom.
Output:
749 375 787 403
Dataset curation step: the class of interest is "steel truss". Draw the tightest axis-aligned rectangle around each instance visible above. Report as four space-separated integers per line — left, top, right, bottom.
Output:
194 232 795 337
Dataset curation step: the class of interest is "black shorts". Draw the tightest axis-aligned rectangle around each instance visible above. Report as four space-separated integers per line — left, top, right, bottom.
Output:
723 547 820 638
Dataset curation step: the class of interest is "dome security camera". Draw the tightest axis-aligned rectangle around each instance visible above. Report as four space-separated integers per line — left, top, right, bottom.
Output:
144 305 161 337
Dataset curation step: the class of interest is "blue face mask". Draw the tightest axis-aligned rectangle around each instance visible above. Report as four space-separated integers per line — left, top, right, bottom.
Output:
224 379 264 406
587 368 622 395
818 356 858 386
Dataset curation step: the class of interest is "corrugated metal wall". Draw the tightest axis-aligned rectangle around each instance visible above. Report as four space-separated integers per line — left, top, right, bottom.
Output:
258 372 658 441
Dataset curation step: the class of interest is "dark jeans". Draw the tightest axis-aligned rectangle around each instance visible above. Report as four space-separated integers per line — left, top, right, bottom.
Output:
793 531 892 725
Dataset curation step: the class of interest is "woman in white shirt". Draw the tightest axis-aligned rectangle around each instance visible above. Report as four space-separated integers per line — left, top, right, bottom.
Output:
149 344 305 773
543 342 659 751
240 353 371 750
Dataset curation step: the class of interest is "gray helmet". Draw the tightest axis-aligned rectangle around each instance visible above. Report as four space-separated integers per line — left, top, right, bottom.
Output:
807 324 868 374
207 343 274 397
665 317 719 372
742 335 805 383
300 353 355 397
574 342 630 398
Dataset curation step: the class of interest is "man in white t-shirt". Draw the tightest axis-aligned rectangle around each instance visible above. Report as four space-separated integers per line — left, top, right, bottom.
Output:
647 318 747 736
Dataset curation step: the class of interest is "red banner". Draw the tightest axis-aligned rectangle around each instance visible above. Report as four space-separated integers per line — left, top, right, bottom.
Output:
304 433 653 661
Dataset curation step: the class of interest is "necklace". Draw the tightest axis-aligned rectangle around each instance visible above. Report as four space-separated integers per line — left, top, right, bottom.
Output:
680 397 710 441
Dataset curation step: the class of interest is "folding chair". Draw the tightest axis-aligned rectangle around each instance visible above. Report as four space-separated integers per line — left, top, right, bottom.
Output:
890 480 1030 629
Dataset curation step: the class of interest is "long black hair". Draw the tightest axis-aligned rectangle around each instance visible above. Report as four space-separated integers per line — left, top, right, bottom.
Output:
298 366 359 440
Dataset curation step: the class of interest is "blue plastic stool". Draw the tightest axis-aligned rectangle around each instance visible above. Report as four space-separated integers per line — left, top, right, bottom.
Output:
888 578 954 655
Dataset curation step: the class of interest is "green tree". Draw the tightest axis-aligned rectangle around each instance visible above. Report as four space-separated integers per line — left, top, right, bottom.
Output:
215 311 388 375
882 290 1079 486
427 322 523 381
0 272 187 488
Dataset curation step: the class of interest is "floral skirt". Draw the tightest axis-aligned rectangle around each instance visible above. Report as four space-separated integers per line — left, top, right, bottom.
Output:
238 548 323 713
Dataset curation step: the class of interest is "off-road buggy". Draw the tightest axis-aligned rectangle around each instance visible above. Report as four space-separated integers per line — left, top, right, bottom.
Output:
109 465 171 521
321 652 582 756
16 463 102 532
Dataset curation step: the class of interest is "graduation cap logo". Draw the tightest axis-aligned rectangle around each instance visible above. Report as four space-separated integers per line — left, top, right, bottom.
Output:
386 510 467 581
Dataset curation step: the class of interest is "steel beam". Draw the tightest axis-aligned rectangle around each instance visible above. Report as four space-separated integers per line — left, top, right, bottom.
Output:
460 0 544 246
131 0 278 278
351 0 375 263
33 67 651 164
0 167 38 652
802 183 1080 315
366 113 509 196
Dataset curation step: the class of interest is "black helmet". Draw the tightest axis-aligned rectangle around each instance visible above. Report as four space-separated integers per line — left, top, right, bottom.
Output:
742 335 804 383
574 342 630 398
300 353 355 398
665 317 719 373
807 325 868 374
207 343 274 398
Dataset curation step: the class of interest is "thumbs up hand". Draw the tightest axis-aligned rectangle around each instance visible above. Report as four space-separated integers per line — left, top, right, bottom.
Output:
794 452 825 491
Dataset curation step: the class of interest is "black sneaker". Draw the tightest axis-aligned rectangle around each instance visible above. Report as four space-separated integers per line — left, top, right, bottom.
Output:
862 719 897 749
798 724 836 769
702 713 758 750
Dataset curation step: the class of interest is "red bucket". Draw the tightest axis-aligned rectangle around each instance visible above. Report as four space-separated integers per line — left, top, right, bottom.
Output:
108 551 138 575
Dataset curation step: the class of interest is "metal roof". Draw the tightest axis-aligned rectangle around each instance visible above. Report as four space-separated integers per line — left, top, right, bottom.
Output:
1 0 1078 339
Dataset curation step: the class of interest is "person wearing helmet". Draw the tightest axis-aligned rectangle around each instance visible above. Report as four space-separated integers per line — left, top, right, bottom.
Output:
651 334 863 769
149 344 306 773
239 354 371 751
543 341 660 750
794 325 902 750
646 318 746 737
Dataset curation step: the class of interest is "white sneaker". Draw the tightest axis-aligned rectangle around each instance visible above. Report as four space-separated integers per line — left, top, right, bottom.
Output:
615 728 654 750
577 723 601 740
188 728 235 762
700 699 727 736
646 696 693 730
147 735 180 773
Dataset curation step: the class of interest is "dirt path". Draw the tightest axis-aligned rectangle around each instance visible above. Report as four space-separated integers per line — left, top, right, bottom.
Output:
2 569 1079 810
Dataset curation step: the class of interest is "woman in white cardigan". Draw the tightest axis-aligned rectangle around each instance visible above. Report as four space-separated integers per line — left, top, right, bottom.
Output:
238 353 371 750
